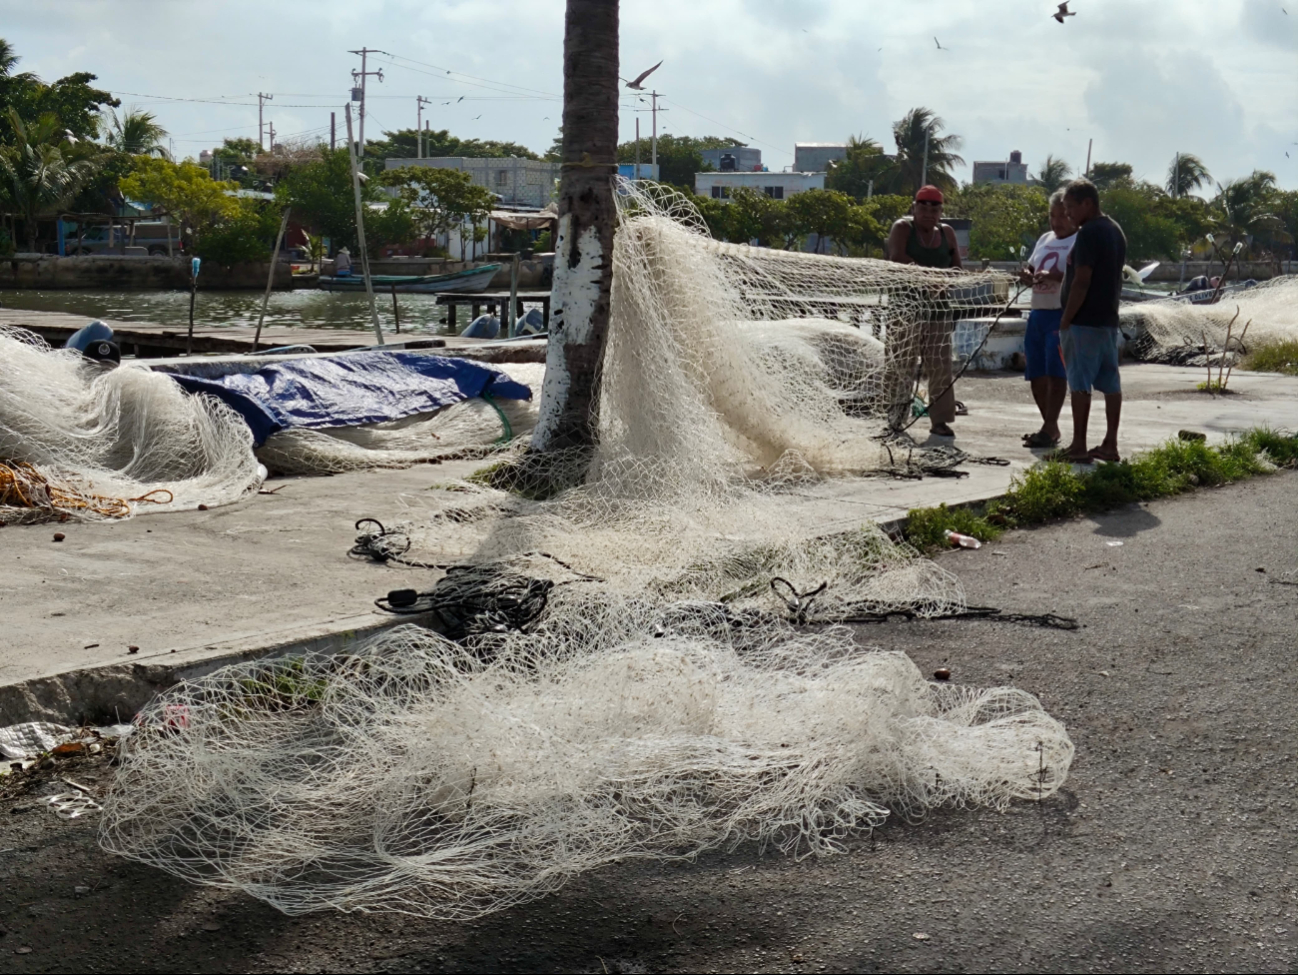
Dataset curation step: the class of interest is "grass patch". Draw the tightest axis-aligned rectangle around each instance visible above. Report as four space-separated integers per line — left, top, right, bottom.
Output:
903 427 1298 551
1195 379 1235 394
1241 339 1298 376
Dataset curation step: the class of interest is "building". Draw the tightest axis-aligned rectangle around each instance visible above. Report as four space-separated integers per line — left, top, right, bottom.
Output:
794 143 849 174
972 150 1030 186
383 156 559 208
694 171 825 201
700 146 763 173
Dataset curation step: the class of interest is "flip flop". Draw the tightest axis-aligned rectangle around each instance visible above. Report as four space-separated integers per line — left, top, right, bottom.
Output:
1088 447 1121 463
1023 431 1060 449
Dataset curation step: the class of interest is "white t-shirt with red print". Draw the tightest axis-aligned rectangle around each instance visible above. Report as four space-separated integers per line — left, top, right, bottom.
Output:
1028 230 1077 310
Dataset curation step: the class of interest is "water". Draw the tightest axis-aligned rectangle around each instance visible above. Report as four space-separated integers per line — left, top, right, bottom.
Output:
0 288 480 333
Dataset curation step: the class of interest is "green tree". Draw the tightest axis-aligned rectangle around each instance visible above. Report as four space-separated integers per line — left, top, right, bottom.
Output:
720 187 788 246
118 154 239 252
191 198 279 266
946 183 1049 261
615 133 737 190
784 188 858 253
275 146 375 252
1035 155 1072 193
1101 183 1180 261
1166 153 1211 198
105 108 168 157
381 164 496 258
0 108 102 250
1087 161 1133 190
0 38 118 145
824 135 895 200
890 107 963 195
364 128 539 164
1268 189 1298 259
1213 170 1286 255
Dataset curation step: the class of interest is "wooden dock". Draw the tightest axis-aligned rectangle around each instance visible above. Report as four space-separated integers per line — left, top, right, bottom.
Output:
0 308 546 363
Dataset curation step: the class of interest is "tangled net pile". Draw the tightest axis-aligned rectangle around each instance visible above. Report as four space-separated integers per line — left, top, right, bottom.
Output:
0 326 262 522
1123 276 1298 363
100 182 1072 920
102 616 1073 919
256 363 544 476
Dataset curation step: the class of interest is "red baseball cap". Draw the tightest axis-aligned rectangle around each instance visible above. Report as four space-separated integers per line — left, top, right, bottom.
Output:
915 185 944 203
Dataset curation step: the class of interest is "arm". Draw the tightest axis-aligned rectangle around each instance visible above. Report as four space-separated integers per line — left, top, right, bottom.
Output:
1059 265 1092 330
943 224 963 269
886 220 914 264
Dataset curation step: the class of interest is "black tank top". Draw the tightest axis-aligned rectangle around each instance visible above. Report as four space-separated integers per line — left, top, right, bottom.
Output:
903 217 955 269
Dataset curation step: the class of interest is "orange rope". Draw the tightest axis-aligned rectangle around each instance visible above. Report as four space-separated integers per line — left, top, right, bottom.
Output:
0 461 136 519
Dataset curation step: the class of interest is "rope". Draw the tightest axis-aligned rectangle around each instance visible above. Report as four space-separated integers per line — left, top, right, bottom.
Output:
840 604 1080 630
481 392 513 444
0 461 171 520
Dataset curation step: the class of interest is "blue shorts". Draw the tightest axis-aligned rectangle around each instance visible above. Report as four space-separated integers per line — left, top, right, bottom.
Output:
1024 309 1066 381
1060 325 1121 395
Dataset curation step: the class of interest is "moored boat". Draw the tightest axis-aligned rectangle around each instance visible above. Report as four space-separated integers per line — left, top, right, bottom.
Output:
318 263 502 293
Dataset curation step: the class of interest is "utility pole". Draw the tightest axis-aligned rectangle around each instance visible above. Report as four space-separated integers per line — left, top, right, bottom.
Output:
416 95 431 158
267 121 276 151
257 92 273 151
345 103 384 346
635 116 641 179
650 90 659 168
1085 138 1093 178
920 127 930 187
348 48 386 150
330 112 336 150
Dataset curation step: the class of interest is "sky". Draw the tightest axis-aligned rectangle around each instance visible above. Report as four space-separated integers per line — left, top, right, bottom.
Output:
5 0 1297 189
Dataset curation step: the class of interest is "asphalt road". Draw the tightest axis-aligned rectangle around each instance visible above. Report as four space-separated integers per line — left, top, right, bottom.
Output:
2 471 1296 974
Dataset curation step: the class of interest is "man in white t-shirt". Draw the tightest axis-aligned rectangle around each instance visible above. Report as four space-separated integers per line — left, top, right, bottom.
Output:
1018 189 1076 448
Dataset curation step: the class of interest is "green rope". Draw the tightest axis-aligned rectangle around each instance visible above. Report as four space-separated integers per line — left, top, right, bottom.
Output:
482 392 513 444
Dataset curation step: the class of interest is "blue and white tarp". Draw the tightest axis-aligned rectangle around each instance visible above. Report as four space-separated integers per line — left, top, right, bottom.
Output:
171 351 532 446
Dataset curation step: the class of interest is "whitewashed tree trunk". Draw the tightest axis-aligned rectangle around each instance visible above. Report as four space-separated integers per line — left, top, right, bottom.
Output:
530 0 619 452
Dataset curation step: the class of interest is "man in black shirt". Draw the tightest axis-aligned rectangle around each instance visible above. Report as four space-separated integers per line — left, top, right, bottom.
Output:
1059 178 1127 463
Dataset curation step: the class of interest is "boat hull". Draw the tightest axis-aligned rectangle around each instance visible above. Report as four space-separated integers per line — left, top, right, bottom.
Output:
318 264 501 293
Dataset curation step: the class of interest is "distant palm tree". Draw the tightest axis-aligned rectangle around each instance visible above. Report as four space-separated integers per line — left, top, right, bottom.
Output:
1166 153 1211 198
824 134 895 199
0 108 101 251
107 108 169 158
1213 170 1284 254
890 108 964 195
1035 154 1072 193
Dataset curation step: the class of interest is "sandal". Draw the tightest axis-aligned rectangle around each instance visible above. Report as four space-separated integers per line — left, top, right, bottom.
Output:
1023 431 1060 449
1088 446 1121 463
930 423 956 438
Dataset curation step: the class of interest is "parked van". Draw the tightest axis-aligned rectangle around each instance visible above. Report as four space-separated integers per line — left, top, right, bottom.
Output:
61 219 181 257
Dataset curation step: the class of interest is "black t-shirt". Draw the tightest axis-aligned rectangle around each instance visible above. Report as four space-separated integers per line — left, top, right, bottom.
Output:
1062 213 1127 327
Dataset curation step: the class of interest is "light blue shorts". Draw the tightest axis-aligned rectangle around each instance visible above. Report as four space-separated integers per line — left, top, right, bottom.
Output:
1060 325 1121 395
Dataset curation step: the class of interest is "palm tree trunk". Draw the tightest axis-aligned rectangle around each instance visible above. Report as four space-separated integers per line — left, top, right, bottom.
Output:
530 0 619 452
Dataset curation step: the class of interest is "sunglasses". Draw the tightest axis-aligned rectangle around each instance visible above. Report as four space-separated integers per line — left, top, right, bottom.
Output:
915 200 942 208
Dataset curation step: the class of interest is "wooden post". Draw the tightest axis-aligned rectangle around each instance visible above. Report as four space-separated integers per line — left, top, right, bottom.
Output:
345 103 385 345
447 301 457 334
507 251 520 336
391 284 400 333
186 258 200 355
253 206 292 353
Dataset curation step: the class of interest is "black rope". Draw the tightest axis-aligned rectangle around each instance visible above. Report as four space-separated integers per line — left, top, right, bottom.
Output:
349 518 449 570
769 577 827 624
839 604 1080 630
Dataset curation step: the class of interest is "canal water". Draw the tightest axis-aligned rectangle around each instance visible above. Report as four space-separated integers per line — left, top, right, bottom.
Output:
0 289 460 333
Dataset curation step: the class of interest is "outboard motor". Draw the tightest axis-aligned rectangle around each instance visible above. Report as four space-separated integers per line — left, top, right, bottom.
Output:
65 320 121 366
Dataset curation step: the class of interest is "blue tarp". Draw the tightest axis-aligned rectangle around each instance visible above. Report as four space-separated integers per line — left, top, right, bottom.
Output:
170 351 532 446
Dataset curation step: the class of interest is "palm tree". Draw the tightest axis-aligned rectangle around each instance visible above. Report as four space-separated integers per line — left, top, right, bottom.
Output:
106 107 169 158
890 108 964 195
824 134 895 200
0 108 101 251
1166 153 1211 198
529 0 619 456
1035 155 1072 193
1213 170 1284 254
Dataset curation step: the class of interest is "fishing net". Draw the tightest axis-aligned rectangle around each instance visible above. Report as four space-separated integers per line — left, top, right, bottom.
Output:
0 326 262 522
255 364 544 476
1122 276 1298 364
101 618 1073 919
99 182 1072 920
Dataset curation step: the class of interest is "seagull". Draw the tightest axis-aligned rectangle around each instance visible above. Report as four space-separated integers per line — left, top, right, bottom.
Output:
623 60 663 90
934 36 948 50
457 96 464 103
473 114 482 120
64 130 78 144
1053 2 1076 22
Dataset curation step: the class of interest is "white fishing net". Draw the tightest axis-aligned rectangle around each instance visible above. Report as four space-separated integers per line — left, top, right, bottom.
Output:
101 617 1073 919
99 182 1073 920
255 364 544 476
1122 276 1298 363
0 326 263 522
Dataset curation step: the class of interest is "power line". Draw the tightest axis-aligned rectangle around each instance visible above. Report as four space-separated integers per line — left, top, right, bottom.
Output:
381 52 560 99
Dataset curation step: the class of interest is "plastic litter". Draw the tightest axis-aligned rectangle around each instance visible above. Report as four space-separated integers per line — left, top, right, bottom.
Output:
944 530 982 550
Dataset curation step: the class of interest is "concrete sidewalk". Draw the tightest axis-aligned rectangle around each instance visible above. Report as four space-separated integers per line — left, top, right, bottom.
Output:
4 364 1297 723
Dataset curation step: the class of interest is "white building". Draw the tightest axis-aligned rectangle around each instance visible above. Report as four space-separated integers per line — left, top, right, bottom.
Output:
694 171 825 201
794 143 849 174
384 156 559 208
972 150 1030 186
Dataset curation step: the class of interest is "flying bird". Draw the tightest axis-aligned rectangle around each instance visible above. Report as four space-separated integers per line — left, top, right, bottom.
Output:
1053 2 1076 22
623 60 663 90
64 130 78 144
457 96 464 103
473 114 482 120
934 36 948 50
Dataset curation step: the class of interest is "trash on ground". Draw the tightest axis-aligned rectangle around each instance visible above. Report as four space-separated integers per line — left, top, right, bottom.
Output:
945 530 982 549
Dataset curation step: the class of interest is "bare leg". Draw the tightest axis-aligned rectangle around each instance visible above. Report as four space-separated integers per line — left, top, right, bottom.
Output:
1042 376 1067 441
1065 390 1092 462
1090 392 1122 461
1029 377 1049 422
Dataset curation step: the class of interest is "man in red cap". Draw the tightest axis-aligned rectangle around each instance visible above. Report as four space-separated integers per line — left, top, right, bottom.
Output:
885 185 963 436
